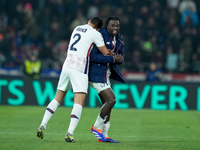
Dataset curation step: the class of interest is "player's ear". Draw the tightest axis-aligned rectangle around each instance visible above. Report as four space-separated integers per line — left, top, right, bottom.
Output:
88 20 91 24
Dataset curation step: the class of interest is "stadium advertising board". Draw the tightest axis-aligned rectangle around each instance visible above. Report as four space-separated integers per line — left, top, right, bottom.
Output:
0 78 200 111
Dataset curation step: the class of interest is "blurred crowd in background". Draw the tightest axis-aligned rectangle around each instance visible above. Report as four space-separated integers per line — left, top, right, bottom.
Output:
0 0 200 77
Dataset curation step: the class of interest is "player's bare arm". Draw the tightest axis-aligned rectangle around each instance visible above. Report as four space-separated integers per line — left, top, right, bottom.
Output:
97 45 111 56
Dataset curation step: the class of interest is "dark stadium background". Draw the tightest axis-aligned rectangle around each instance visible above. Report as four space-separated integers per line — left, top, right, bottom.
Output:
0 0 200 78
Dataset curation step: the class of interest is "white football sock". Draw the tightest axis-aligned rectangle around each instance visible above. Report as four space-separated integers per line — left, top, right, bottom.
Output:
67 103 82 135
40 99 60 129
102 121 110 138
93 114 105 129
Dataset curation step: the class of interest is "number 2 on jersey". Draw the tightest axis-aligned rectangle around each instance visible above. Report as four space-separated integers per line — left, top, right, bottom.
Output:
70 33 81 51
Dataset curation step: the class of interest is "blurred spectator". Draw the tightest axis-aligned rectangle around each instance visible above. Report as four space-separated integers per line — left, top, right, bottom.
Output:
138 5 149 23
146 16 160 39
149 0 161 12
99 5 111 18
133 18 146 39
149 35 159 52
197 45 200 60
39 40 53 69
180 37 193 62
180 7 199 28
167 26 181 52
178 0 197 14
164 9 179 35
165 46 178 72
0 51 6 67
8 49 22 68
0 33 7 57
142 39 153 64
87 5 99 19
167 0 180 9
131 34 142 50
56 40 68 63
188 45 200 73
23 51 41 79
24 3 33 17
152 50 164 70
190 53 200 73
115 7 130 36
130 50 142 71
69 10 87 31
49 21 64 43
177 47 189 73
153 9 163 27
146 62 163 82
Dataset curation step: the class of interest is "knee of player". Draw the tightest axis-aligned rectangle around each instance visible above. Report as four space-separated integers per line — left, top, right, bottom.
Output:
108 98 116 107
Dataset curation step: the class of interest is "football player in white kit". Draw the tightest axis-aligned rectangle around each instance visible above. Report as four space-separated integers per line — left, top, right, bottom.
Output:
36 17 110 142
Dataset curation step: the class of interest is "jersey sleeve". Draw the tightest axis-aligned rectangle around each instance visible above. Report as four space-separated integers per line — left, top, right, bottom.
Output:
93 31 105 47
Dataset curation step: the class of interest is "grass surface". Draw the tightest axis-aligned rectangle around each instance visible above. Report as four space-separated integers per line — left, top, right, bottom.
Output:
0 106 200 150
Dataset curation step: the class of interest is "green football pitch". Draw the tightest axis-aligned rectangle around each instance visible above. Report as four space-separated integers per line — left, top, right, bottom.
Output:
0 106 200 150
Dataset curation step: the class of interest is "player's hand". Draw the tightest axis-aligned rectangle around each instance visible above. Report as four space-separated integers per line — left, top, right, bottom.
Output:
106 49 115 56
114 54 124 63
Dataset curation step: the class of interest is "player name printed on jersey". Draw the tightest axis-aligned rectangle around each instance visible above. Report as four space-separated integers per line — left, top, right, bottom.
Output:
76 27 88 33
64 53 86 73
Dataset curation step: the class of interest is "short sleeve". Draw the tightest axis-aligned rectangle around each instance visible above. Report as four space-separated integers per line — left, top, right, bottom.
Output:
93 31 105 47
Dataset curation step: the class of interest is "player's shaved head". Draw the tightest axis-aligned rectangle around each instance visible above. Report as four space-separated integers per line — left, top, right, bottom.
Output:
90 17 103 29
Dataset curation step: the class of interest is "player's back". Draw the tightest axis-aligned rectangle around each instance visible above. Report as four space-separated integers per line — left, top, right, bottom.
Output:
64 24 103 74
67 24 97 57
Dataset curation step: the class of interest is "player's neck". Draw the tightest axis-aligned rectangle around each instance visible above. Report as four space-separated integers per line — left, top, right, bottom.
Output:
88 22 98 30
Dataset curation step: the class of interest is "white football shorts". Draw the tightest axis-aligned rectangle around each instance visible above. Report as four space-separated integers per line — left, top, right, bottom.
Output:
57 68 88 93
89 78 111 94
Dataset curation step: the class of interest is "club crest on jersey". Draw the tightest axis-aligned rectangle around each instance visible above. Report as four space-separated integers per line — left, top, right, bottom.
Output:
106 42 110 45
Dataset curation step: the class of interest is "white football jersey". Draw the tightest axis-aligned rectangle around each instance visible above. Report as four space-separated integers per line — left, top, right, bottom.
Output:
64 24 104 74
